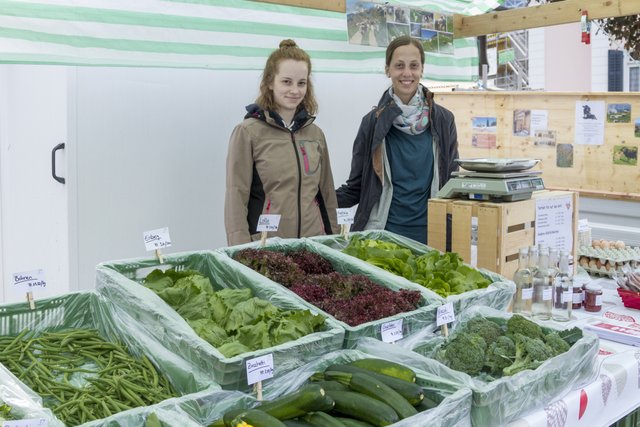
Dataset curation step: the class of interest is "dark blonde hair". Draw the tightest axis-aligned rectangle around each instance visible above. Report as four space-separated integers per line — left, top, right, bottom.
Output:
256 39 318 115
385 35 425 67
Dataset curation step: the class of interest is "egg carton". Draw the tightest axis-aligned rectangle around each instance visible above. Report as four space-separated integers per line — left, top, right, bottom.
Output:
579 265 618 278
578 246 640 264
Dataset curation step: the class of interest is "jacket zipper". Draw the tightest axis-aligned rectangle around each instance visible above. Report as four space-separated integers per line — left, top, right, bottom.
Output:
290 132 302 238
300 145 310 174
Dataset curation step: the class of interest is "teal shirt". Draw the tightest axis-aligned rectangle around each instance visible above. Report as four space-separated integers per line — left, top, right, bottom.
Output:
384 126 434 244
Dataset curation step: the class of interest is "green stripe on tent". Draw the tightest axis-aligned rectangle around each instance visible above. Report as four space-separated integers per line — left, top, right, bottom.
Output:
165 0 343 18
0 1 346 41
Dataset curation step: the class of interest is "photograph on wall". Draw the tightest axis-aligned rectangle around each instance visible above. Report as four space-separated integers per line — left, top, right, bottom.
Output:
472 116 497 149
472 134 497 149
513 109 531 136
613 145 638 166
574 101 605 145
635 118 640 137
607 103 631 123
346 0 454 54
557 143 573 168
534 130 557 147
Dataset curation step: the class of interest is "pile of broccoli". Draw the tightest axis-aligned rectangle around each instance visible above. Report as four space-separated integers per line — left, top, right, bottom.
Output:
440 315 582 378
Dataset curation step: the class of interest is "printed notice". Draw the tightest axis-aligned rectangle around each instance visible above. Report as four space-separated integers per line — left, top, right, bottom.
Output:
12 269 46 292
336 208 356 225
535 196 573 253
143 227 172 251
256 215 281 232
381 319 403 343
530 110 548 133
574 101 605 145
3 419 47 427
437 302 455 326
246 354 274 385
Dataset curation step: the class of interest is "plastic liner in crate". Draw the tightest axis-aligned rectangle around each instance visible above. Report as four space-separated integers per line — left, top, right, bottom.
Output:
311 230 515 314
96 250 345 391
385 305 599 427
173 349 472 427
217 238 443 349
0 363 58 424
0 291 219 427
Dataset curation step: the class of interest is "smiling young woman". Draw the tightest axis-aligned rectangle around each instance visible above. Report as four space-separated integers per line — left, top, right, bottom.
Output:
224 40 338 246
336 35 460 245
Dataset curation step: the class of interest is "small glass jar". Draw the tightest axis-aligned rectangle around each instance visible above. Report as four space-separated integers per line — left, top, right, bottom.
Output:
572 284 583 309
584 283 603 312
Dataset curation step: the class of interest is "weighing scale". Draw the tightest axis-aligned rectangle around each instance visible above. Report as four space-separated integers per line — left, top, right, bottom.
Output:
436 158 545 202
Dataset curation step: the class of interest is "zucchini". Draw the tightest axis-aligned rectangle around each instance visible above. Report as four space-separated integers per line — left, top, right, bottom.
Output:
256 384 333 420
334 419 374 427
230 409 287 427
348 359 416 383
324 390 398 427
283 421 315 427
310 380 349 392
325 365 423 406
325 372 417 420
303 412 347 427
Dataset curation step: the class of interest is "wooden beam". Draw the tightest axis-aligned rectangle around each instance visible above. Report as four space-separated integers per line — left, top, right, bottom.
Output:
453 0 640 38
253 0 345 13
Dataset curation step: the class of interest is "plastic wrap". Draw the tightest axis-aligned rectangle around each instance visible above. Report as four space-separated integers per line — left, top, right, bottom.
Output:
0 291 220 426
387 305 600 426
96 249 345 390
311 230 516 313
0 364 60 425
217 238 443 348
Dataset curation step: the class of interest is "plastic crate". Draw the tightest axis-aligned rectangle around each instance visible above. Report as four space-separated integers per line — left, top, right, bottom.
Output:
96 250 346 391
218 238 443 349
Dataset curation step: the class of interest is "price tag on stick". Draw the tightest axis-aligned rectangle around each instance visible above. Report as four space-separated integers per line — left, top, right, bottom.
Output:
246 353 274 401
13 269 47 310
381 319 403 343
336 208 355 239
257 214 281 247
437 303 456 337
143 227 172 263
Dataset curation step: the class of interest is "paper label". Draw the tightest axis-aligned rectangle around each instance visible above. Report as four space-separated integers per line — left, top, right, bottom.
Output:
521 288 533 300
543 288 552 301
3 419 47 427
573 293 582 304
336 208 355 225
436 303 455 326
246 354 274 385
595 294 603 306
381 319 403 343
256 214 281 232
562 291 572 303
143 227 172 251
12 269 47 292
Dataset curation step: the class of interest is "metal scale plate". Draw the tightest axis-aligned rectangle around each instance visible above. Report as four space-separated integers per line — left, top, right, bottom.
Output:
436 158 544 202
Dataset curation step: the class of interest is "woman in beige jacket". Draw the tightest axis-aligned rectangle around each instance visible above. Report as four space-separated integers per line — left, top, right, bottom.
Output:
224 40 339 246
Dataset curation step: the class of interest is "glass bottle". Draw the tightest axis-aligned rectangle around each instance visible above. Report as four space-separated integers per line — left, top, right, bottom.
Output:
549 248 560 274
552 251 572 322
532 247 552 320
528 246 539 276
512 247 533 316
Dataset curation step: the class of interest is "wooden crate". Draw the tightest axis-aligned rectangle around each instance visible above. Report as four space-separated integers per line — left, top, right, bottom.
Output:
427 190 578 280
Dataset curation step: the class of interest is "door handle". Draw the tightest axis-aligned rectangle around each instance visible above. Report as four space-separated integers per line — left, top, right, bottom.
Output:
51 142 65 184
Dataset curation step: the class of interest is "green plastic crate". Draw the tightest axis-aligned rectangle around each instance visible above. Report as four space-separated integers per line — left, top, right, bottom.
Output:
96 250 345 391
218 238 443 349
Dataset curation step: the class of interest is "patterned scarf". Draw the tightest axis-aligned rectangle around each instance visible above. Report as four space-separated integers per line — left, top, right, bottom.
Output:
389 86 430 135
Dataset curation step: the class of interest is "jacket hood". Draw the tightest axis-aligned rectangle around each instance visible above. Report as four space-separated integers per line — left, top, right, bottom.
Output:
244 103 314 132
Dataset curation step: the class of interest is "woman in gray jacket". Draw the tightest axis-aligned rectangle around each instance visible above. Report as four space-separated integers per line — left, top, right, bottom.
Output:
336 36 459 244
224 40 338 245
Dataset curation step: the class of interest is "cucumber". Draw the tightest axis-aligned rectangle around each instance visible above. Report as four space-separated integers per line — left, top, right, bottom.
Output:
311 380 349 391
348 359 416 383
324 390 399 427
230 409 287 427
330 372 418 420
303 412 347 427
325 365 423 406
334 419 374 427
256 384 333 420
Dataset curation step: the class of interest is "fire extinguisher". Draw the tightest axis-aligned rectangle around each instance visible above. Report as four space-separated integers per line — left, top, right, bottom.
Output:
581 10 591 44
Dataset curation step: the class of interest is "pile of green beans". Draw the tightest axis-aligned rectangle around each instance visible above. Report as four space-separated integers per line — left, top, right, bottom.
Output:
0 328 177 425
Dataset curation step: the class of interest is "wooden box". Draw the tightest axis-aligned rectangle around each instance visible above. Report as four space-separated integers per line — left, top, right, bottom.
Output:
427 190 578 280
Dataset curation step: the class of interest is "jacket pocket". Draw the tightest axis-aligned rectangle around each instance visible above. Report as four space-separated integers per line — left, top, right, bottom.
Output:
298 140 321 176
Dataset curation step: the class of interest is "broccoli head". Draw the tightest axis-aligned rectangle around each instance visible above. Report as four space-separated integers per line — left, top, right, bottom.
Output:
544 332 570 356
442 332 487 376
484 335 516 375
503 333 554 376
506 314 544 340
466 316 504 347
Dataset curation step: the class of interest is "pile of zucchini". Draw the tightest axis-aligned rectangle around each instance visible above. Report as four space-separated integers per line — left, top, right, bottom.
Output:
212 358 432 427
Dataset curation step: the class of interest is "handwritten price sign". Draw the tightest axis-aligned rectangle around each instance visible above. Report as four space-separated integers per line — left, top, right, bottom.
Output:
436 302 456 327
246 354 274 385
143 227 172 251
256 215 281 232
381 319 403 343
12 269 47 291
336 208 355 225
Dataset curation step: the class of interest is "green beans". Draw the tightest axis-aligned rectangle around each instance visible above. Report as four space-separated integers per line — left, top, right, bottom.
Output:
0 328 177 425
